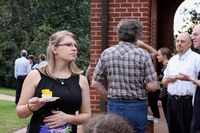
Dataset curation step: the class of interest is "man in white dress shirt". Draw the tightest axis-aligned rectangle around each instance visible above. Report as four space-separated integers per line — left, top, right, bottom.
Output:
162 32 200 133
14 50 31 105
175 24 200 133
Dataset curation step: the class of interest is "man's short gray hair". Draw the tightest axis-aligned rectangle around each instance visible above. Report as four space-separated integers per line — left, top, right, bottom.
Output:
116 19 142 43
21 50 27 57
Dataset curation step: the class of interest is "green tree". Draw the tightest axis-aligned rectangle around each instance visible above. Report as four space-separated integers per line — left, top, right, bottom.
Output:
180 2 200 34
174 2 200 53
0 0 90 88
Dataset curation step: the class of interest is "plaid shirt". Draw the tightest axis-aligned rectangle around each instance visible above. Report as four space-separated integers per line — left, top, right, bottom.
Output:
93 41 157 100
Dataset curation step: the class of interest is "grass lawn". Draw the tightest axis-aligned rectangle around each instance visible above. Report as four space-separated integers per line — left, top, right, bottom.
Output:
0 87 31 133
0 100 31 133
0 87 15 96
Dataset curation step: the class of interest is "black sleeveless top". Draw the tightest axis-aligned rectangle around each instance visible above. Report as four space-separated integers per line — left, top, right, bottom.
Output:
27 70 82 133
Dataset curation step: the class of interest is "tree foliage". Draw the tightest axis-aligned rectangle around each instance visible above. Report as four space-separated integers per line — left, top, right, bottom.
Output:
179 2 200 34
0 0 90 88
173 2 200 53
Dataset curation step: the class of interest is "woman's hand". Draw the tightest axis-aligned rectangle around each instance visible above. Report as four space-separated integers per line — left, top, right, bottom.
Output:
157 100 162 108
44 111 68 128
27 97 46 112
136 40 144 47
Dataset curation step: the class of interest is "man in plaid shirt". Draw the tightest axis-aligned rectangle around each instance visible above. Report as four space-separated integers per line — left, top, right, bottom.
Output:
91 19 157 133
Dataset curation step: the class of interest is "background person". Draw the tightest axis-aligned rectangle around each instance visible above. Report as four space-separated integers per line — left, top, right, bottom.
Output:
27 55 39 70
83 113 133 133
14 49 31 105
16 30 91 133
148 47 172 122
162 32 200 133
176 24 200 133
38 53 47 67
91 19 157 133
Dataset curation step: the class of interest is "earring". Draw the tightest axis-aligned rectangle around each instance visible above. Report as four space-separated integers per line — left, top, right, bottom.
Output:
53 54 57 60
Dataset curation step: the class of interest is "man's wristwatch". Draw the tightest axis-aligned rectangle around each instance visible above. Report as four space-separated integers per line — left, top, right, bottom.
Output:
191 78 195 84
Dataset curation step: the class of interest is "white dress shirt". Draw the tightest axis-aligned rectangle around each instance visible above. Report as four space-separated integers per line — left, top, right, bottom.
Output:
14 57 31 78
164 49 200 96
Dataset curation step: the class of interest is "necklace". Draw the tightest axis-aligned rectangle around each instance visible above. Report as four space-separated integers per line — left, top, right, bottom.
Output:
59 79 64 85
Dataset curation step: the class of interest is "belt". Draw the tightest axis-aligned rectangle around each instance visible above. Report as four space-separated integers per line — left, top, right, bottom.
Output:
109 98 144 101
172 95 192 99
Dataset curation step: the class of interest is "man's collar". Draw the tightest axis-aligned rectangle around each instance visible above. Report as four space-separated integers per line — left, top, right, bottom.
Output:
178 48 192 60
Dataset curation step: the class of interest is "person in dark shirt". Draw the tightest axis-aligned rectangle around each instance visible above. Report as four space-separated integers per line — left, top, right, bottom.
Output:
27 55 39 70
148 47 172 122
16 30 91 133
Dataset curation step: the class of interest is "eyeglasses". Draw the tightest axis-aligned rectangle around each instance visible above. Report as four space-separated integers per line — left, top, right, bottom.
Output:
56 43 79 50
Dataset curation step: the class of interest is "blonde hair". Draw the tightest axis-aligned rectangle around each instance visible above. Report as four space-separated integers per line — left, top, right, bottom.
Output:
39 30 83 79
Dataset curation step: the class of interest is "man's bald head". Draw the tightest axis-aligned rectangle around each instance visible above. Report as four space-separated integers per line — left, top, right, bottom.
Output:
176 32 192 56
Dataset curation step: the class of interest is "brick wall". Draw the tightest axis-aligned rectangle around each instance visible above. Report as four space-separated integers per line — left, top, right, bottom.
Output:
156 0 184 73
90 0 102 114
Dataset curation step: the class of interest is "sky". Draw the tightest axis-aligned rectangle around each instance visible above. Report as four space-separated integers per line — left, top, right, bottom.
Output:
174 0 200 34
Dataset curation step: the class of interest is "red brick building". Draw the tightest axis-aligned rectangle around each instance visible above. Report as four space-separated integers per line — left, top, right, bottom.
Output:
90 0 184 113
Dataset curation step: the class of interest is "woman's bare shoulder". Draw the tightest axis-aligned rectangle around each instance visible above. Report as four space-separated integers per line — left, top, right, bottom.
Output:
26 70 41 81
79 74 89 89
79 74 88 81
28 69 40 76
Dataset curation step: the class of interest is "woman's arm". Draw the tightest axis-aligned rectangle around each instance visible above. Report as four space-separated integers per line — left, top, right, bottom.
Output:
137 40 157 58
91 79 108 101
16 70 45 118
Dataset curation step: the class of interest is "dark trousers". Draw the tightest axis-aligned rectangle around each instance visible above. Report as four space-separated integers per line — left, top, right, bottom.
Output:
191 88 200 133
15 75 26 105
166 94 193 133
161 94 168 118
148 90 160 118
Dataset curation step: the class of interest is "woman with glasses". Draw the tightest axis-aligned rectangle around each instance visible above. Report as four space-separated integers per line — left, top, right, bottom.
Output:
16 30 91 133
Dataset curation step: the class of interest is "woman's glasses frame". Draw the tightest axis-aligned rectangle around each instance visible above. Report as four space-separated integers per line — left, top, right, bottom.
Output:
56 43 79 50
